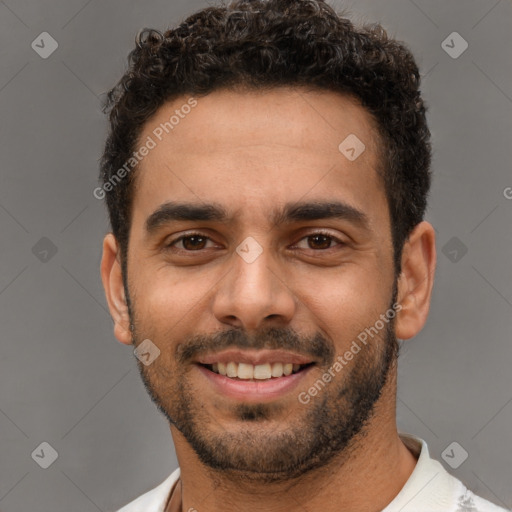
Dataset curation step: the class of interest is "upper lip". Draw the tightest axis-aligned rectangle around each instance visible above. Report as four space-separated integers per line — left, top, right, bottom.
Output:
196 349 315 366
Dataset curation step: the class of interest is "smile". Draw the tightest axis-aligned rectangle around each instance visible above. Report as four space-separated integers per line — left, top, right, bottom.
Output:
200 361 313 380
194 349 317 402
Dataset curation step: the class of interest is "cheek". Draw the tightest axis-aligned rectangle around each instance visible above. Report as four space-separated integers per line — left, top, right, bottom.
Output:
294 263 392 343
132 268 216 330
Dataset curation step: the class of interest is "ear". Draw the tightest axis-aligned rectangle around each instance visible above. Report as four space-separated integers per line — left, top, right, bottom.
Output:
395 221 436 340
100 233 132 345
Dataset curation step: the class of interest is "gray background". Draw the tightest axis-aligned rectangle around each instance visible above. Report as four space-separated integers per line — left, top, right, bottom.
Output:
0 0 510 511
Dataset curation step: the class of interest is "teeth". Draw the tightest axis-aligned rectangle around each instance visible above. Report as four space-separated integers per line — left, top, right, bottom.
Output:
238 363 254 379
254 363 272 379
226 362 238 378
208 361 307 379
271 362 283 377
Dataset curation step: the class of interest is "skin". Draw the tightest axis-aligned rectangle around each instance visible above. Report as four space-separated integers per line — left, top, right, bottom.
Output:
101 86 436 512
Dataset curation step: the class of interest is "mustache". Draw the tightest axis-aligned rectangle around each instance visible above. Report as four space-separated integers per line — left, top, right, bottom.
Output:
175 326 335 366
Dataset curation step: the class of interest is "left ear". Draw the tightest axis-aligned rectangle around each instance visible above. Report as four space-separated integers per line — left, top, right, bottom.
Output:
395 221 436 340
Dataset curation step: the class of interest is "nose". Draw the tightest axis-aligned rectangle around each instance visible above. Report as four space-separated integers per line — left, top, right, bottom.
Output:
211 240 297 333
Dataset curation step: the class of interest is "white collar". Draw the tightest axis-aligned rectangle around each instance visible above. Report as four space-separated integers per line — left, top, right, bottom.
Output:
116 432 505 512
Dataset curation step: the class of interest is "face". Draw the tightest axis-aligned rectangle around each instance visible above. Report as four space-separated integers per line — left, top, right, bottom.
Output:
117 87 402 482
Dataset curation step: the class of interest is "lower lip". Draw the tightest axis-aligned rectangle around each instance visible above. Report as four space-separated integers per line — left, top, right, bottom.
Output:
195 364 314 403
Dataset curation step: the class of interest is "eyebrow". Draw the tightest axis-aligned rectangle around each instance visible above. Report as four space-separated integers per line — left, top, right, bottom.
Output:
145 200 371 234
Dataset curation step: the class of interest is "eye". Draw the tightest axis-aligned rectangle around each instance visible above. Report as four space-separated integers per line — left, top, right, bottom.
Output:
166 232 216 252
165 230 346 254
294 231 345 251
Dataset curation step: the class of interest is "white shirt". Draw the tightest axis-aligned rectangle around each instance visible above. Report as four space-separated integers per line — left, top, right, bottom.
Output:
115 433 509 512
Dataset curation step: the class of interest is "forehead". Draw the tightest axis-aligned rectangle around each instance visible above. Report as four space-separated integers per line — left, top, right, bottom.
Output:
132 87 387 232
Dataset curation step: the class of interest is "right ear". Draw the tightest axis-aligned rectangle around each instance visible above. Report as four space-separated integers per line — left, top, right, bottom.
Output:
100 233 132 345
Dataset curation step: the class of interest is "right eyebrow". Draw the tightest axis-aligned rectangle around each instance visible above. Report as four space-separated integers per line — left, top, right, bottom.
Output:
145 202 230 234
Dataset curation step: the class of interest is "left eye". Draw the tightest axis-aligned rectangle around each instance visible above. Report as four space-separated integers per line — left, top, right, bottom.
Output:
167 232 344 252
293 232 344 251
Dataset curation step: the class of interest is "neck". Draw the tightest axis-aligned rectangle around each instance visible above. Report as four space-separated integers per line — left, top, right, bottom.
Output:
168 377 418 512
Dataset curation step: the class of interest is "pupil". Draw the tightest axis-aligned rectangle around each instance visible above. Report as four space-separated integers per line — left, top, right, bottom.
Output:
309 234 330 250
184 236 206 250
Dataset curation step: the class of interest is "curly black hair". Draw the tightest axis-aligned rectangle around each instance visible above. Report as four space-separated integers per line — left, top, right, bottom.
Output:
99 0 431 277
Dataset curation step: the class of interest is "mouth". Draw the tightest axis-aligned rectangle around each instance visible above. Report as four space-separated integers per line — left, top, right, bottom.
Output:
198 361 315 380
194 350 317 402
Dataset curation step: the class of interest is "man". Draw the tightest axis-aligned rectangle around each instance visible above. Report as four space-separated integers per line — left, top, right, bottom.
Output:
99 1 508 511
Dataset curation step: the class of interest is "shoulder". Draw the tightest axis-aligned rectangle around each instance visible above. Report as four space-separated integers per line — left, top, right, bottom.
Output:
456 487 510 512
392 433 509 512
115 468 180 512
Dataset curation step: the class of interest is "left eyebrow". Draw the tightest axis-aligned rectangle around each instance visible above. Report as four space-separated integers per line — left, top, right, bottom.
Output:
145 200 371 234
273 200 371 231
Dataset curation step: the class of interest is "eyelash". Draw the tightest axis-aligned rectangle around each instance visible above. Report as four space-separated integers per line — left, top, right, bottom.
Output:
166 230 346 253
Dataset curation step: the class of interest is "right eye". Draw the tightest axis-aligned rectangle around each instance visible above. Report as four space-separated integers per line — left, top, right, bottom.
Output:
166 232 216 252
